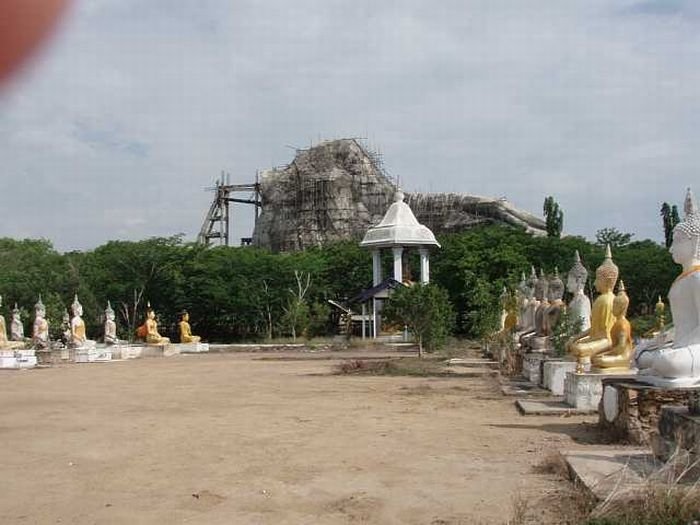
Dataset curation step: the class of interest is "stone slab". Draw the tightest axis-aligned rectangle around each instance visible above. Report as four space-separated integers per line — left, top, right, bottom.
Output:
562 448 657 500
543 360 577 395
446 358 498 369
500 379 551 397
515 398 596 416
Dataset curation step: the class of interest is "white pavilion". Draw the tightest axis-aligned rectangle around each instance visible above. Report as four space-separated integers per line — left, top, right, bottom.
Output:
357 191 440 338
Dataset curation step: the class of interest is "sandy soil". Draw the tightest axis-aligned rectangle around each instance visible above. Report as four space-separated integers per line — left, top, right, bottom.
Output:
0 350 599 524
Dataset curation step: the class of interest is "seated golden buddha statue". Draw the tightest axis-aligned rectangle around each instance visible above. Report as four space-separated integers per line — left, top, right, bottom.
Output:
69 295 96 349
137 303 170 345
179 311 200 344
591 281 634 372
567 244 618 373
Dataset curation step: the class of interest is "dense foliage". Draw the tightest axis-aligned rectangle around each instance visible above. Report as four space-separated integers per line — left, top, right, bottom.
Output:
0 225 679 342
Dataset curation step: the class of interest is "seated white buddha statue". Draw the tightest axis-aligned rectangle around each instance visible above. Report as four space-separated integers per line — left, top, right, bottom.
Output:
69 295 96 349
515 268 537 336
10 303 25 342
567 251 591 332
103 301 121 345
519 267 544 346
32 296 50 350
640 188 700 386
0 296 24 350
522 270 549 350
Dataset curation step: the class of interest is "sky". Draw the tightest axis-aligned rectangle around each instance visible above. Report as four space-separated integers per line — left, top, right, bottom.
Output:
1 0 699 252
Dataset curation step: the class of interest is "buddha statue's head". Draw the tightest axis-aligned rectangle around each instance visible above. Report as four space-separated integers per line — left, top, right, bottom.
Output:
534 269 549 301
71 294 83 317
566 250 588 294
34 296 45 318
670 188 700 268
105 301 115 322
594 244 618 294
548 268 565 302
612 280 630 318
181 311 190 322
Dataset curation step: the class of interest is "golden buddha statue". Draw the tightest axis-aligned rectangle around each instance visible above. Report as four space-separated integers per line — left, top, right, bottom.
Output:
137 303 170 345
178 311 200 344
591 281 633 372
567 244 618 373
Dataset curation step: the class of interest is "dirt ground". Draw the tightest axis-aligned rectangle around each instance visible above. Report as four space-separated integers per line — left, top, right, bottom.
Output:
0 349 601 524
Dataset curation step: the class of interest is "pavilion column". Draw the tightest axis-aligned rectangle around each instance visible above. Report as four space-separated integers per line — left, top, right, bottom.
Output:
392 247 404 283
372 249 382 286
419 248 430 284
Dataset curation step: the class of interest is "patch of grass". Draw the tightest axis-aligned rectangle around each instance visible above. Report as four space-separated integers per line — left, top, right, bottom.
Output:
335 358 448 377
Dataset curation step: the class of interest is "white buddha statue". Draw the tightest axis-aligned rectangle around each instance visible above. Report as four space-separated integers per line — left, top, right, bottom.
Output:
0 296 24 350
518 267 541 343
640 188 700 386
567 250 591 332
10 303 25 341
543 268 566 337
104 301 119 345
32 296 50 350
69 294 96 349
498 286 508 331
516 272 530 329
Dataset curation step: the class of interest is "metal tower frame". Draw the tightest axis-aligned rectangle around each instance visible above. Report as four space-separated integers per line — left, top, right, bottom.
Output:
197 172 262 246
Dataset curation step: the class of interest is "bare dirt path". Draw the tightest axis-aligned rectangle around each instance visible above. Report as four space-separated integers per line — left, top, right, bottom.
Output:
0 351 597 524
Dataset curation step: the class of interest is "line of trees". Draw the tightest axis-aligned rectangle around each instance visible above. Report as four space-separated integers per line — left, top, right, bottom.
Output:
0 223 679 343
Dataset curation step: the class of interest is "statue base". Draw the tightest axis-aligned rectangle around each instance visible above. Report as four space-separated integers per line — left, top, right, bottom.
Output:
178 342 209 353
75 346 112 363
542 359 577 395
0 348 36 369
523 353 547 384
636 374 700 388
598 378 699 445
564 371 637 411
528 336 549 352
652 405 700 466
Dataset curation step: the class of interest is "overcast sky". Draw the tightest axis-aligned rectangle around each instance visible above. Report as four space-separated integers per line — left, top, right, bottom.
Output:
1 0 699 251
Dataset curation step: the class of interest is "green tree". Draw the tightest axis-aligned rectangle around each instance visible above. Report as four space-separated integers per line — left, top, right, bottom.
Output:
382 283 454 357
595 227 633 249
660 202 680 249
543 196 564 238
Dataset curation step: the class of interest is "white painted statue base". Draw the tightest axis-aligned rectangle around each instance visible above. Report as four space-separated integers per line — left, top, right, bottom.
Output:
120 346 145 359
75 346 112 363
542 360 577 395
178 342 209 353
564 371 637 411
523 353 547 384
0 348 37 369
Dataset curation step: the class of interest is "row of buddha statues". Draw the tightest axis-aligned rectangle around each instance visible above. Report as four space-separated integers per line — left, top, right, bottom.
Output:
0 296 201 351
499 187 700 387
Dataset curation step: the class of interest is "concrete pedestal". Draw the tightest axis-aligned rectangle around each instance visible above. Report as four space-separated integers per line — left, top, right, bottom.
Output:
75 346 112 363
653 405 700 464
523 353 547 384
542 360 577 395
598 379 698 445
178 342 209 353
120 346 145 359
565 371 636 411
